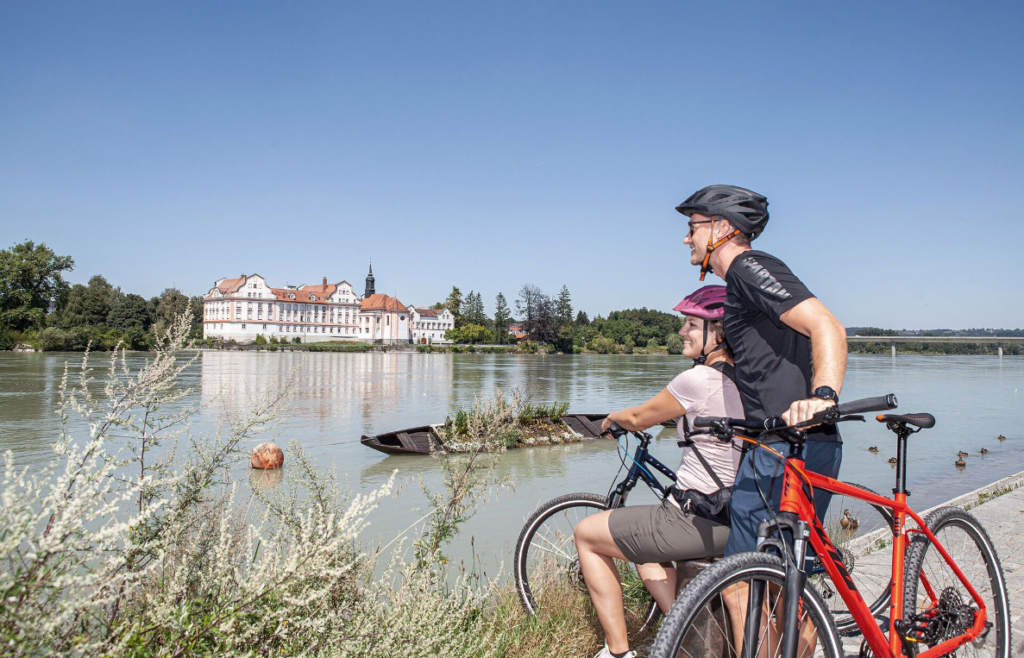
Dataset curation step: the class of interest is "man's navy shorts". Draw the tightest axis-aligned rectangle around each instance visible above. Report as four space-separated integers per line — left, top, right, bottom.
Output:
725 441 843 559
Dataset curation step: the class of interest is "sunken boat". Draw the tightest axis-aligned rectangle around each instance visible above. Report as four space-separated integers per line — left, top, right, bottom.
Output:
361 413 611 456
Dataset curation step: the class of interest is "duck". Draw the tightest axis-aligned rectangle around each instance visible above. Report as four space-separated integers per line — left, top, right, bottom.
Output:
888 457 898 465
868 446 879 453
839 509 859 531
980 447 990 454
957 451 969 458
997 434 1007 441
955 457 966 468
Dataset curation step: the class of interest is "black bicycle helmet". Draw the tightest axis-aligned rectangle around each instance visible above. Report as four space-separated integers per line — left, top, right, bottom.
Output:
675 185 770 240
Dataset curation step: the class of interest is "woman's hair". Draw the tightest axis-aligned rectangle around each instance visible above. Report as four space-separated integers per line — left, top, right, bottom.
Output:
706 320 733 358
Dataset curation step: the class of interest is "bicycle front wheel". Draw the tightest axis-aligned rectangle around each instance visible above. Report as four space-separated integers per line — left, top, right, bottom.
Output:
513 492 659 634
650 552 843 658
903 506 1011 658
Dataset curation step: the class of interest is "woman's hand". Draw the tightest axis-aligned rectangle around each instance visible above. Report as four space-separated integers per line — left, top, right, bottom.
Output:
601 414 620 437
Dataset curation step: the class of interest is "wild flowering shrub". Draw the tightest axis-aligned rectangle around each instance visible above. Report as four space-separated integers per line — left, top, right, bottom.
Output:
1 312 576 658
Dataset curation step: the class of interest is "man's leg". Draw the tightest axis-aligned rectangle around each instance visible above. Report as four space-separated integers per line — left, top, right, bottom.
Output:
575 511 632 654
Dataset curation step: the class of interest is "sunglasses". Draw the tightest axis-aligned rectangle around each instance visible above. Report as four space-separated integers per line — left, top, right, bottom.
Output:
687 219 713 236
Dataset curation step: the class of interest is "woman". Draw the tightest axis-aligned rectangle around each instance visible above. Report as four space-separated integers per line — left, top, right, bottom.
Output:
574 286 745 658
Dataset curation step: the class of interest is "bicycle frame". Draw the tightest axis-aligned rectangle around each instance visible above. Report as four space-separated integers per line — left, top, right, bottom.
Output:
606 433 677 508
764 439 990 658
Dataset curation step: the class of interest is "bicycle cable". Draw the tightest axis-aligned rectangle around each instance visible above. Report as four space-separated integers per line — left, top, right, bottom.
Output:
607 431 630 500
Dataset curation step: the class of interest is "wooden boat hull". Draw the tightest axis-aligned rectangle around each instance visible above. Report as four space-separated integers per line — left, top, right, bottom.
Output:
361 413 612 456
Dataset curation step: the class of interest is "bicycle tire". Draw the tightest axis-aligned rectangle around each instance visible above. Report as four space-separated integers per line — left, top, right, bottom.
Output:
513 492 659 633
816 481 896 634
902 506 1011 658
650 552 843 658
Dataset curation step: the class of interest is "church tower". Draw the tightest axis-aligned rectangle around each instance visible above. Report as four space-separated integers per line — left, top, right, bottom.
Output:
364 261 376 298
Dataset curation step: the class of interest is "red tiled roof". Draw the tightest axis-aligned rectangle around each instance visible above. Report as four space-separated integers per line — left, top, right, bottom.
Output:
215 277 246 295
361 293 408 312
415 308 441 317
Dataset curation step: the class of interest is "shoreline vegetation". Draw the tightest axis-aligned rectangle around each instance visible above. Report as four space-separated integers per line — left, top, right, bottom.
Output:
2 241 1022 357
0 314 620 657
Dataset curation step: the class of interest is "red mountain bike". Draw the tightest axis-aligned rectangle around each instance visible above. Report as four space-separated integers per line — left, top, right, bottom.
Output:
650 394 1011 658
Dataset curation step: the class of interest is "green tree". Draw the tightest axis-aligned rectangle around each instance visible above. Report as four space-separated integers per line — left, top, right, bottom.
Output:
462 291 488 327
154 288 189 332
555 285 573 325
445 286 463 325
445 323 490 344
55 275 120 328
575 310 590 325
108 294 153 332
666 333 685 354
0 240 75 331
492 293 511 345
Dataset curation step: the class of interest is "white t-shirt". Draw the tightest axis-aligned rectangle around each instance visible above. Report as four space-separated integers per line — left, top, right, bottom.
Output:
665 365 745 495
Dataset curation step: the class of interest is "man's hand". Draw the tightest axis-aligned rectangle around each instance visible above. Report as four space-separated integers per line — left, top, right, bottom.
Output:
782 397 836 427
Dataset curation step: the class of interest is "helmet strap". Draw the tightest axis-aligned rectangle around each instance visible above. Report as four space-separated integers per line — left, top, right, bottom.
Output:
699 223 742 281
692 319 725 366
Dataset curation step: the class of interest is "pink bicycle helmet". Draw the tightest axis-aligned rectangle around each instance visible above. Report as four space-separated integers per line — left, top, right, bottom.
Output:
673 285 727 320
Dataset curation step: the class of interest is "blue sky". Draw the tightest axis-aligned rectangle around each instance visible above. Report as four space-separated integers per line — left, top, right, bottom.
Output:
1 2 1022 328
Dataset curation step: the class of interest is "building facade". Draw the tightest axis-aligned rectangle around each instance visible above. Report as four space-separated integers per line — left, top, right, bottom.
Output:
202 265 452 345
409 307 455 344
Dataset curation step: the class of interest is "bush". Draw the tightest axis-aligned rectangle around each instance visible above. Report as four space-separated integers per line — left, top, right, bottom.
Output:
647 338 660 349
254 333 267 345
292 336 301 344
666 333 685 355
623 336 635 354
269 335 279 344
591 336 616 354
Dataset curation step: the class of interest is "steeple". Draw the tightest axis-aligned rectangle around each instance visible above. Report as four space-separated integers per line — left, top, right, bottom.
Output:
364 260 376 298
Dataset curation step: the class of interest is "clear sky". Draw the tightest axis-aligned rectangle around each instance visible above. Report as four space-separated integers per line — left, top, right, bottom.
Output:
2 2 1022 329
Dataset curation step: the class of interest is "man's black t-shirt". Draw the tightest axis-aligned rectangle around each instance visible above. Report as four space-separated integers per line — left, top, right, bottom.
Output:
724 250 840 443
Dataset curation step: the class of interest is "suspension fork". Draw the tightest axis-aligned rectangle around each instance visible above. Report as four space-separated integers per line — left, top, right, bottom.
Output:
748 511 808 658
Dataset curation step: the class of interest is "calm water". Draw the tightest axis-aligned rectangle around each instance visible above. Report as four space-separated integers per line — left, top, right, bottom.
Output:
2 351 1023 572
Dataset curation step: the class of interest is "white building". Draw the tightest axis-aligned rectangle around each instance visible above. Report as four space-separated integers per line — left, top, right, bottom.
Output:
202 264 452 345
203 274 362 343
410 307 455 344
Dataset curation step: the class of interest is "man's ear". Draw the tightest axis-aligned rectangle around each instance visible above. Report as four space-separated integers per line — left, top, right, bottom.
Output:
712 217 734 240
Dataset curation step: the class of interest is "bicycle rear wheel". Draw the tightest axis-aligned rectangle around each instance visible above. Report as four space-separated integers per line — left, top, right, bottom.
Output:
513 493 659 634
650 552 843 658
815 482 895 634
902 506 1011 658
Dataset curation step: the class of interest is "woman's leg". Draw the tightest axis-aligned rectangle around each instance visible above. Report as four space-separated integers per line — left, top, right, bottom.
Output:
574 510 633 654
636 562 677 613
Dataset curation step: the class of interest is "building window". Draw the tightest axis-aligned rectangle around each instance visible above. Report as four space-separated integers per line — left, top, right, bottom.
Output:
262 324 267 330
241 324 246 330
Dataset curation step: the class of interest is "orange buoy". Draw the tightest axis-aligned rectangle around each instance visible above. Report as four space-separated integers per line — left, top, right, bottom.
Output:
251 442 284 469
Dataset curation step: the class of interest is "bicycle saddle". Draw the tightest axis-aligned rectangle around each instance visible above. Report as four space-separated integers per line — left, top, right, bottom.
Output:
876 413 935 429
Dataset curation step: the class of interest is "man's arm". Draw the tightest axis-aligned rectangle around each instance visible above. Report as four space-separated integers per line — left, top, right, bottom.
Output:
779 297 848 425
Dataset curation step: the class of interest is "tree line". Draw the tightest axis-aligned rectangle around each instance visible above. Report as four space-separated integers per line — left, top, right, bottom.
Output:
435 283 686 354
0 240 203 351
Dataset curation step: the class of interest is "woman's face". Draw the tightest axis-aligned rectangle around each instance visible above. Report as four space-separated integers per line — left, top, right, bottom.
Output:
680 316 707 359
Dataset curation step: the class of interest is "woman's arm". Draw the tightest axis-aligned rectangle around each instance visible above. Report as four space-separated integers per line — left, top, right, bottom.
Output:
600 388 686 434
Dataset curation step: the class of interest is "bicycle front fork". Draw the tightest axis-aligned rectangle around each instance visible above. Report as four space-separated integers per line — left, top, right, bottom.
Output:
745 512 810 658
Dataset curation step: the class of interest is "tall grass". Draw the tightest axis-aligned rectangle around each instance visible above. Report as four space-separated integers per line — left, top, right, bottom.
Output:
0 313 609 657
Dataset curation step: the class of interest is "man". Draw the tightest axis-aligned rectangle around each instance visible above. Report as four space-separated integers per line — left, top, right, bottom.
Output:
676 184 848 563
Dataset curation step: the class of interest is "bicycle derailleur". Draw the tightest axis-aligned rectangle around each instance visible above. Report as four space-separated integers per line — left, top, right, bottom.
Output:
894 586 987 653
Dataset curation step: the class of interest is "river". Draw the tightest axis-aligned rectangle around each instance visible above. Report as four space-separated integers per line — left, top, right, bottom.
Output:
1 351 1022 574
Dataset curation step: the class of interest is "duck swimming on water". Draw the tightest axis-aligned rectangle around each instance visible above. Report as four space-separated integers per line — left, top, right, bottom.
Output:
955 457 966 468
868 446 879 453
997 434 1007 441
980 447 990 454
888 457 898 465
957 451 969 457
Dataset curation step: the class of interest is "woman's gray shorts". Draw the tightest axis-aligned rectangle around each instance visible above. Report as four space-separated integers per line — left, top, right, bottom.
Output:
608 499 730 564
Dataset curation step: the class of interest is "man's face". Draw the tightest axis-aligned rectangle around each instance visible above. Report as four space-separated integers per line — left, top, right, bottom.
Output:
682 213 715 266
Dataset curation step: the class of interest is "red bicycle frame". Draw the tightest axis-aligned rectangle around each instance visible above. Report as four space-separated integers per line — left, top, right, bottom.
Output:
776 457 989 658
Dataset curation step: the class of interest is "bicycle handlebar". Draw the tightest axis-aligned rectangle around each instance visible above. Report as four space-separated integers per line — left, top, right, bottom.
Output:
693 394 899 441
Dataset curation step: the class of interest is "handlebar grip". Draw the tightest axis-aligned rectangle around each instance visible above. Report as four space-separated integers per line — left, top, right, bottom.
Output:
604 421 628 439
836 394 898 416
693 416 719 429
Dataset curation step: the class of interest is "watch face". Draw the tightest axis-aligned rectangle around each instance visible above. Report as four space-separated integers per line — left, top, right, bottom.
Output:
814 386 837 401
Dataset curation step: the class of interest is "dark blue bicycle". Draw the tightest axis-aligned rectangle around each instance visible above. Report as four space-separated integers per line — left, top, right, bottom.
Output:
513 424 895 637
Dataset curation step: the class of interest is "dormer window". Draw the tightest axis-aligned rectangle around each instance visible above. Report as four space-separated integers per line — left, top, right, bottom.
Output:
289 293 296 300
308 294 315 301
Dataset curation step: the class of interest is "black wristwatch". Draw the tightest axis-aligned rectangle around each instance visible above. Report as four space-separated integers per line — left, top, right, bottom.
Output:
812 386 839 403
